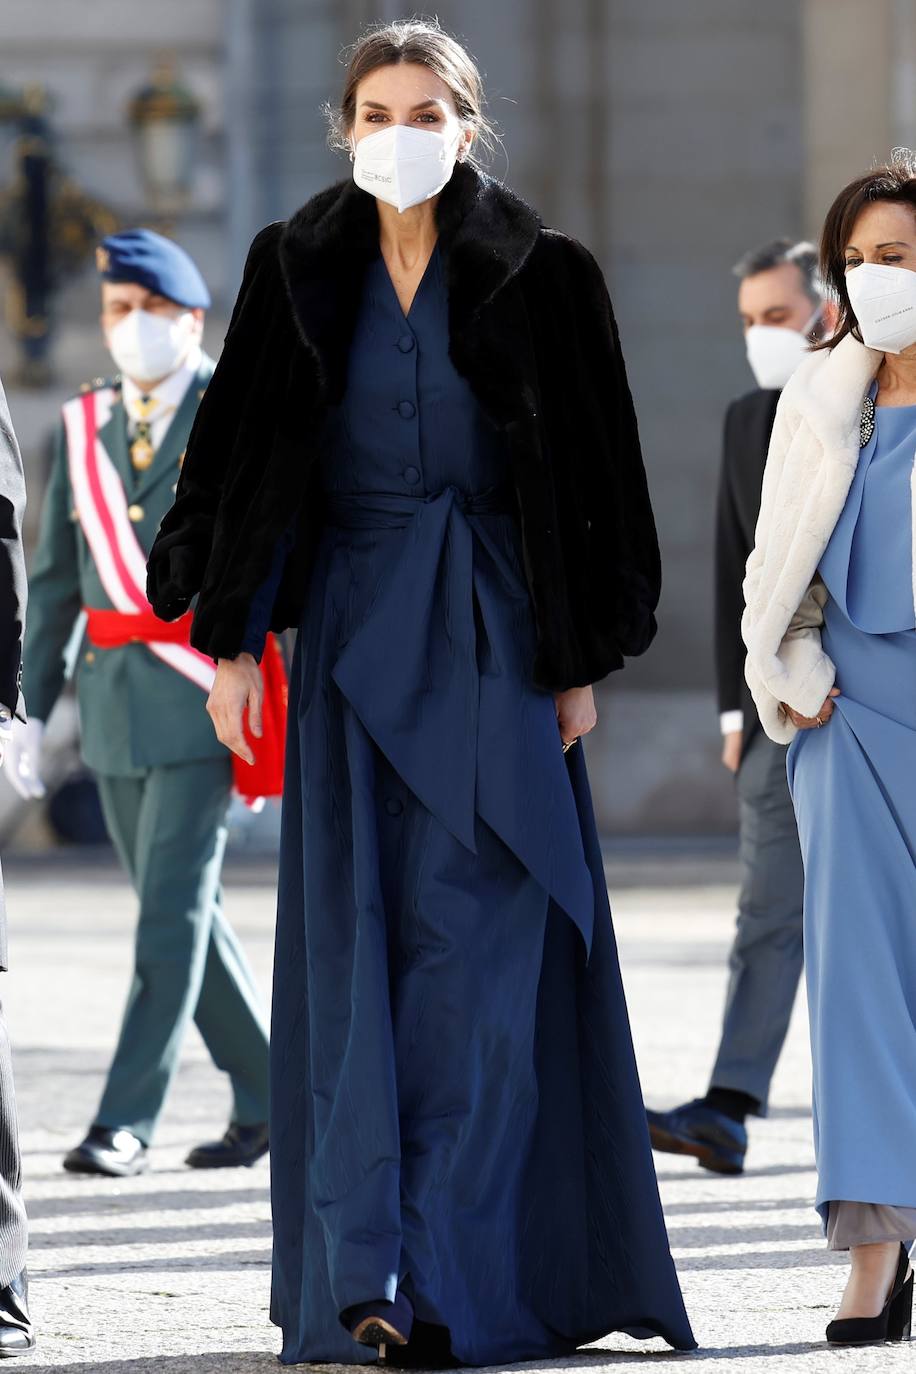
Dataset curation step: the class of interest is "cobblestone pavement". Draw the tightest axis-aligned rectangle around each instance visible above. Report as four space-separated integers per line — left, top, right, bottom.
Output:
0 852 909 1372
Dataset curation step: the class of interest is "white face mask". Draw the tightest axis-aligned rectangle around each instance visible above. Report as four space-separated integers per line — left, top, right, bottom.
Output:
745 307 822 390
352 124 461 214
106 309 196 385
845 261 916 354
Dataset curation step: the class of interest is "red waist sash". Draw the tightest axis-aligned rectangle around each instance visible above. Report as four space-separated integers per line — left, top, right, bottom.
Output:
84 608 287 804
86 607 196 648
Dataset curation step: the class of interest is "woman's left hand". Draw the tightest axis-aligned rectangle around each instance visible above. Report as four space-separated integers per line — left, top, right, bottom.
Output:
554 685 597 748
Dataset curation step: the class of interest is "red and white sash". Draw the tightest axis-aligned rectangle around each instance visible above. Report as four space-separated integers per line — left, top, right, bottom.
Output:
62 387 216 694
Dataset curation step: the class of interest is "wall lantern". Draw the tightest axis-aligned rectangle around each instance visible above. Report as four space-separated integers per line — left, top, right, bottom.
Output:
128 59 202 221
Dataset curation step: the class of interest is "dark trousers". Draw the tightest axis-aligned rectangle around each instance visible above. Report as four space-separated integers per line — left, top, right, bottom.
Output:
0 1000 26 1290
709 730 805 1112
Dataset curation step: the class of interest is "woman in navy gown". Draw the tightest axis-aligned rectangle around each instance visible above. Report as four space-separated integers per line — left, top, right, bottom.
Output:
148 18 694 1366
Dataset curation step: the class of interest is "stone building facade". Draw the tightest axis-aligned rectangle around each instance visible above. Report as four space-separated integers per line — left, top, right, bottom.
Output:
1 0 914 833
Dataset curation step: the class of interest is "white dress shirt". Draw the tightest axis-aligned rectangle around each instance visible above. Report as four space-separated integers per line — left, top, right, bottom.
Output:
121 344 202 449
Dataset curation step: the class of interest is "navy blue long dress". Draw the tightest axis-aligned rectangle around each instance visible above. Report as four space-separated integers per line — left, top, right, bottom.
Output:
254 247 694 1364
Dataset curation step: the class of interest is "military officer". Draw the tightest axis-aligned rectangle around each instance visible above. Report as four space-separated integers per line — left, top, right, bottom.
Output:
4 230 270 1177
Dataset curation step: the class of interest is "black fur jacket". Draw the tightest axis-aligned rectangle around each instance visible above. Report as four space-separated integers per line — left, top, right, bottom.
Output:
147 162 660 690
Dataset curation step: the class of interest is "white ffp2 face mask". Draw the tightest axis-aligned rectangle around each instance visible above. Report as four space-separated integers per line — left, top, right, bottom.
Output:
745 310 821 390
352 124 460 213
106 309 196 385
845 262 916 354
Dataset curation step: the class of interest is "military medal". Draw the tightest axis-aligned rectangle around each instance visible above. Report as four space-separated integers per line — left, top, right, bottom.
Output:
130 393 158 471
130 431 155 470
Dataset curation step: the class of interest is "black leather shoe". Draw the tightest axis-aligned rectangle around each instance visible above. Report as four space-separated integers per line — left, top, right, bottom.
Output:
0 1271 35 1356
63 1125 148 1178
646 1099 747 1175
185 1122 269 1169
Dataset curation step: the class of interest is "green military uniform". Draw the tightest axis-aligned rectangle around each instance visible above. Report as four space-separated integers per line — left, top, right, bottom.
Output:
25 361 269 1144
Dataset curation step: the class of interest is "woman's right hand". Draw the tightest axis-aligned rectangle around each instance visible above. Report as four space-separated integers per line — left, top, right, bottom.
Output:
781 686 840 731
207 654 263 764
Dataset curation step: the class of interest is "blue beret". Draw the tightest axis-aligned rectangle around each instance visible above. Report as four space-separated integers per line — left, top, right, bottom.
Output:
96 228 211 309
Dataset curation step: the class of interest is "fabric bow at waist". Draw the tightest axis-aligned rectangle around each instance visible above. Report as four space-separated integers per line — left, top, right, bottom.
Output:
329 486 595 952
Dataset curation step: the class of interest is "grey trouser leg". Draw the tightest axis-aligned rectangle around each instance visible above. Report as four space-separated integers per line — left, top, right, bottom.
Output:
709 730 804 1112
94 760 270 1143
0 999 26 1290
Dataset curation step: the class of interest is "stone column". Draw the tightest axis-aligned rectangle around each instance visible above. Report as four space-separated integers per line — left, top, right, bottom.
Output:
802 0 895 235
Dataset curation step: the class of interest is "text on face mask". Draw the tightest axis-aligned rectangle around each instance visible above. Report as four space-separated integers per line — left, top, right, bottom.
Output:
873 305 915 324
360 170 393 185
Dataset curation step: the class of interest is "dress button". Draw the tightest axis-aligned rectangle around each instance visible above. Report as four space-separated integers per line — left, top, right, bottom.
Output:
397 400 416 419
385 797 404 817
397 334 415 353
404 466 420 485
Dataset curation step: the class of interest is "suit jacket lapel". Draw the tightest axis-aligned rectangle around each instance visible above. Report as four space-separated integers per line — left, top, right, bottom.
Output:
95 396 133 490
133 359 215 502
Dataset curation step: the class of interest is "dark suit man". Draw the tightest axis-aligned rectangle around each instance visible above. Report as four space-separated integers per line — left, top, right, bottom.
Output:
646 241 835 1174
0 380 35 1354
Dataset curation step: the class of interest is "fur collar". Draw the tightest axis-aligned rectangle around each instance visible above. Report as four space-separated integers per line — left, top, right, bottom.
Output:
277 162 542 399
781 333 883 464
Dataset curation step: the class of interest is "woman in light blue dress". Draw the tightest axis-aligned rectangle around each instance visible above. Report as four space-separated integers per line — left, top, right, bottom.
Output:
788 389 916 1247
749 155 916 1345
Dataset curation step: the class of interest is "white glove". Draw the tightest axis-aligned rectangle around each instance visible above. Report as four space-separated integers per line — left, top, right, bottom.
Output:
3 718 47 800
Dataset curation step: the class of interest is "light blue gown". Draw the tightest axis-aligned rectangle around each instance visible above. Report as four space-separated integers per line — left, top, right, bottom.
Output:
788 393 916 1234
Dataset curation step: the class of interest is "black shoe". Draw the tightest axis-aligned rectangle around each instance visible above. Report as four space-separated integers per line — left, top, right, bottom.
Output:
63 1126 148 1178
0 1271 36 1356
646 1098 747 1175
348 1291 414 1352
185 1122 269 1169
383 1320 459 1369
826 1244 913 1345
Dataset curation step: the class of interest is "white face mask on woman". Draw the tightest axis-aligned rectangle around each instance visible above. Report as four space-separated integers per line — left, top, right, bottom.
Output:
352 124 461 214
745 308 822 390
845 261 916 354
106 309 196 385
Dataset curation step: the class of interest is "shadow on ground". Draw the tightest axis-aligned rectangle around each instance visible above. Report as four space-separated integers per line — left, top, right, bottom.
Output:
26 1358 278 1374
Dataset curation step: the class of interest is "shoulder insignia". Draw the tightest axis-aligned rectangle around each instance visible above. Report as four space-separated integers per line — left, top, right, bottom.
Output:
74 374 119 401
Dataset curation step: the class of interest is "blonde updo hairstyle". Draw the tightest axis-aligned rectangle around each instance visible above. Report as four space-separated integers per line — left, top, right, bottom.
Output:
326 17 498 168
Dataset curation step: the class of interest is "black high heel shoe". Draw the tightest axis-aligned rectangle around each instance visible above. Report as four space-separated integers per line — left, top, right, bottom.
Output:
347 1291 414 1358
826 1243 913 1345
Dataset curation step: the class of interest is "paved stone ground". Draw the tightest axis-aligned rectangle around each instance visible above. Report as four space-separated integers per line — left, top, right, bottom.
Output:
0 851 910 1372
